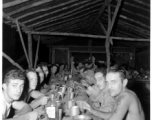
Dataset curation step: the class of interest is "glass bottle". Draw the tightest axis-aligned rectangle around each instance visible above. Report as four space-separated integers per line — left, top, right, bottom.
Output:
46 94 56 120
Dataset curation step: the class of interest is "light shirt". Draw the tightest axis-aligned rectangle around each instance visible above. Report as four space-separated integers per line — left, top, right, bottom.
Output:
89 85 116 112
2 91 12 119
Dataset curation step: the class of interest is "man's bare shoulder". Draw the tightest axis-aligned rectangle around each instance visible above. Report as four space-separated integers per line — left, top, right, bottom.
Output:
117 89 138 105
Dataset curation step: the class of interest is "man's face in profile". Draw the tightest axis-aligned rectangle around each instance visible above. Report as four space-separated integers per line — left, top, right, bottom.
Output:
106 72 123 97
4 79 24 101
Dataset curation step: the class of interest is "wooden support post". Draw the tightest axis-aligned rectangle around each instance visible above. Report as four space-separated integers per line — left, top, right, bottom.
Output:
28 33 33 68
105 0 123 69
49 45 51 63
88 39 92 61
3 52 25 72
34 36 40 69
16 20 31 68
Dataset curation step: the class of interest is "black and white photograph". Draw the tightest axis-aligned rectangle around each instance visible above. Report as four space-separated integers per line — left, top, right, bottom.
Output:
2 0 150 120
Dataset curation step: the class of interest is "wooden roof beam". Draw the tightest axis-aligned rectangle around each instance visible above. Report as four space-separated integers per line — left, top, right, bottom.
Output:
7 0 54 16
9 0 86 18
88 0 112 33
26 31 149 42
100 16 150 37
98 20 107 35
23 0 101 25
3 0 29 8
34 7 99 30
3 12 31 31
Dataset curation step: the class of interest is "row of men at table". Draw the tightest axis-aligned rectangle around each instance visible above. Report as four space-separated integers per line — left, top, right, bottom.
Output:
2 62 145 120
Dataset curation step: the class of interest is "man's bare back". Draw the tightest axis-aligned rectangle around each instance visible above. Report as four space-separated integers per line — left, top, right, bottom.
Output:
114 89 145 120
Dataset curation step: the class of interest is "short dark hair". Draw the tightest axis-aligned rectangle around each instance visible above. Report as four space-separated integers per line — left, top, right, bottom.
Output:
95 68 107 77
3 69 25 83
107 67 127 80
25 68 37 76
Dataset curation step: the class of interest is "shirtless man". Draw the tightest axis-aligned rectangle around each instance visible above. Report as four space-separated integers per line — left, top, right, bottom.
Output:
106 67 145 120
82 67 145 120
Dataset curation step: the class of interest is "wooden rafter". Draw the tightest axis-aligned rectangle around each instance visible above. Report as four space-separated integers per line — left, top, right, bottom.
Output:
3 52 25 72
98 20 106 35
88 0 112 33
3 12 31 31
26 31 149 42
41 14 97 32
3 0 29 8
103 8 149 29
106 0 123 40
101 16 149 37
9 0 83 18
105 0 123 69
16 20 31 68
23 0 101 25
22 3 100 28
34 7 99 30
33 21 91 41
34 21 92 42
6 0 53 16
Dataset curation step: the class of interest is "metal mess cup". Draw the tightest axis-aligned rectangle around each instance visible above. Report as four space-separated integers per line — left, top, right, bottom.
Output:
69 74 72 78
68 87 73 92
64 76 68 81
61 86 66 93
71 106 80 117
69 92 74 99
68 100 75 109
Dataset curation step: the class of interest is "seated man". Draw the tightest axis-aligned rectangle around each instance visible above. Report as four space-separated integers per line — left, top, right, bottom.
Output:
74 69 96 102
83 67 145 120
88 69 116 113
24 69 49 109
2 69 39 120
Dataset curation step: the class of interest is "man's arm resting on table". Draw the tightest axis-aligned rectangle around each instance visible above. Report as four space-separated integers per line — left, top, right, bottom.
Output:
12 101 32 117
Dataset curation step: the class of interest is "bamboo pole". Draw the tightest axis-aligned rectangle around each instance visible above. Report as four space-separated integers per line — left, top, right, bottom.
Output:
105 0 111 70
88 0 113 33
3 52 25 72
106 0 123 40
98 20 106 35
88 39 92 61
28 33 33 68
3 12 31 31
3 0 29 8
106 0 123 69
16 20 31 68
34 36 40 69
26 31 149 42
